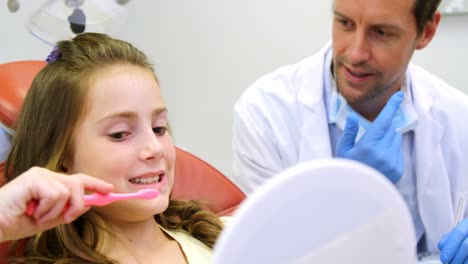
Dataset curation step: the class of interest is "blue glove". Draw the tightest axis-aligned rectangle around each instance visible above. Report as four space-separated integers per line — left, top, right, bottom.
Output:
438 219 468 264
336 91 404 183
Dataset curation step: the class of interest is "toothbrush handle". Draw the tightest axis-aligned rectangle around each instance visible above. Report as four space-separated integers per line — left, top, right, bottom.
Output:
26 200 39 216
83 190 159 206
84 192 114 206
26 190 158 216
26 200 71 216
26 193 101 216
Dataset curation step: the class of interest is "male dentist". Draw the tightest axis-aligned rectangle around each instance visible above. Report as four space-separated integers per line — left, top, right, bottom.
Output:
232 0 468 262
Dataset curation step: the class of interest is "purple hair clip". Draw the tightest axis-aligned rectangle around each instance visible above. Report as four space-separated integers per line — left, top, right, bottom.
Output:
45 46 62 64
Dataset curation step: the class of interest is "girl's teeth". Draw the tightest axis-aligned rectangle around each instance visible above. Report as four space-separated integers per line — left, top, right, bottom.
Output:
130 176 161 184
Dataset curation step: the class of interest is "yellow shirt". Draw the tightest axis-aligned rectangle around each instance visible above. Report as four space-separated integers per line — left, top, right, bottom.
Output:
162 227 212 263
160 217 230 263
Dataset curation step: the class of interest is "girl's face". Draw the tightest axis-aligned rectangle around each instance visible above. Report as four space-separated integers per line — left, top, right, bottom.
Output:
65 64 175 221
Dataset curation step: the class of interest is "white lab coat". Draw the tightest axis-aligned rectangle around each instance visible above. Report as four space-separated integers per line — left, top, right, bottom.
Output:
232 43 468 252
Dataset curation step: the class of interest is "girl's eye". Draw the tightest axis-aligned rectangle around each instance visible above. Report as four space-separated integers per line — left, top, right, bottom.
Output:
108 132 129 141
153 126 167 136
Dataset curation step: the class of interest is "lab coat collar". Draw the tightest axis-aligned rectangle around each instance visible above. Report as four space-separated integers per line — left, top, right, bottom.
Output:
408 63 435 116
296 42 332 111
296 43 334 160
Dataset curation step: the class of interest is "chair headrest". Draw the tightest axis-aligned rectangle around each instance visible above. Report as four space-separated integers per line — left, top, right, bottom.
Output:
0 61 46 129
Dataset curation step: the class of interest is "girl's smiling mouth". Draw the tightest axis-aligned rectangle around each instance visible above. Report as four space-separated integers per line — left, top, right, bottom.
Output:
129 171 165 185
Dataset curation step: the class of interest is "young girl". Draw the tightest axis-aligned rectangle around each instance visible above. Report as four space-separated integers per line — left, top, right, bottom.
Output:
5 33 223 263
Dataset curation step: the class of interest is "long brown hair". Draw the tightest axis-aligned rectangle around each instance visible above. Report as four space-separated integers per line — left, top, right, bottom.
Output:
6 33 222 263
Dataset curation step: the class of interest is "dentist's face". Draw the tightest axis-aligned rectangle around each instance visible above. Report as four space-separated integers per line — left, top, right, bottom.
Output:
66 64 175 221
332 0 428 118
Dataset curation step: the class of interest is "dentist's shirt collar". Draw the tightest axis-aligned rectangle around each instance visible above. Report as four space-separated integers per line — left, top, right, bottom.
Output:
327 67 418 141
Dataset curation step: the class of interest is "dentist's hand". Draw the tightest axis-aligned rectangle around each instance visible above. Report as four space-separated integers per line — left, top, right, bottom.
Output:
336 92 404 184
438 219 468 264
0 167 114 242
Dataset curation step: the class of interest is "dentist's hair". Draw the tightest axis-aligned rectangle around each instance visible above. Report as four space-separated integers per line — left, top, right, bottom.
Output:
6 33 222 263
413 0 442 36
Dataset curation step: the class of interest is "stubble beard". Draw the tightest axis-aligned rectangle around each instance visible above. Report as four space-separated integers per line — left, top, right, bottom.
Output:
333 57 388 106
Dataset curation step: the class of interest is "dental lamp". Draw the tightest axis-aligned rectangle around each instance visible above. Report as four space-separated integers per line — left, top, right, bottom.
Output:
6 0 130 45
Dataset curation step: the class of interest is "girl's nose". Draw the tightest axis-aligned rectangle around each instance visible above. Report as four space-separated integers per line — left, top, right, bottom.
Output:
138 129 164 161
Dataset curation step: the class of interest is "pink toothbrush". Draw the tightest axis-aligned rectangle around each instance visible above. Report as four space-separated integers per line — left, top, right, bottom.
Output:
26 189 159 216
